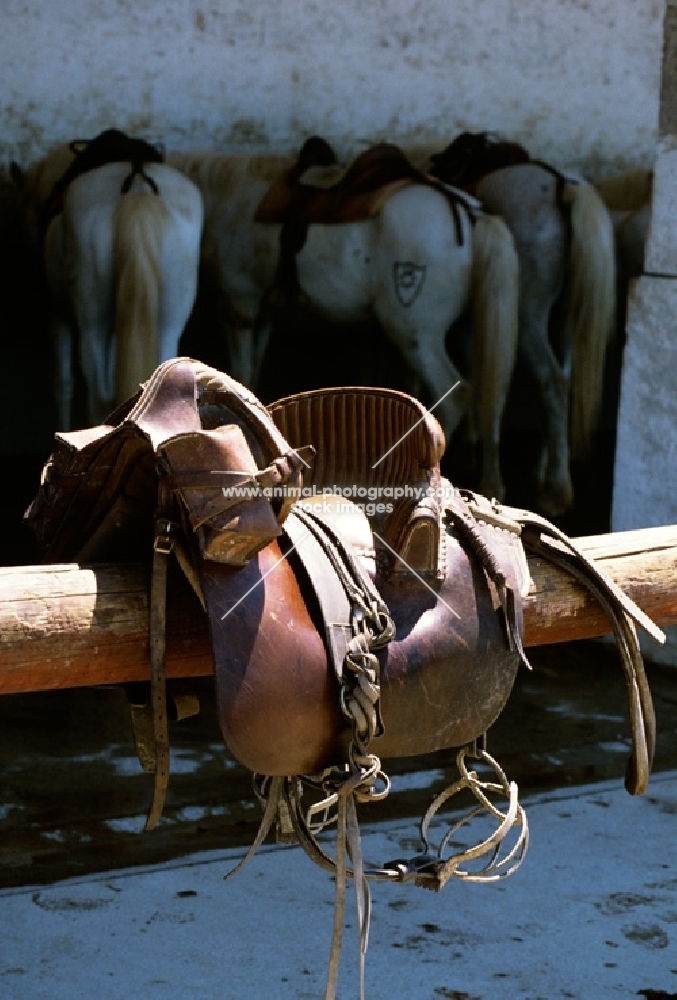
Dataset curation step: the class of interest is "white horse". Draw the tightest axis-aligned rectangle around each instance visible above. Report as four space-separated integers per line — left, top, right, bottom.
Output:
428 134 617 517
168 148 520 500
14 141 204 428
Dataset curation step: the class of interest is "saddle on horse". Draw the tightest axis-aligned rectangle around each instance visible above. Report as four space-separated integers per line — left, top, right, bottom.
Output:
429 130 571 200
254 138 480 310
40 127 165 233
25 358 663 999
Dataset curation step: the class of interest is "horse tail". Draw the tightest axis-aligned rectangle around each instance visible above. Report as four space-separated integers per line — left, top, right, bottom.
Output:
113 187 169 405
469 212 520 498
562 180 616 458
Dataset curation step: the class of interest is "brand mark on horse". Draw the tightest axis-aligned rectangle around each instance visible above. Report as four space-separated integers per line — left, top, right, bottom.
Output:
393 261 426 306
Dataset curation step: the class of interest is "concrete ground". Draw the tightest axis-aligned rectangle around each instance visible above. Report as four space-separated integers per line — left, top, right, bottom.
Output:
1 771 676 1000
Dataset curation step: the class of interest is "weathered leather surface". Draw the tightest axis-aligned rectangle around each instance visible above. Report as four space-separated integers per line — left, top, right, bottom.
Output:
208 511 524 774
23 360 201 562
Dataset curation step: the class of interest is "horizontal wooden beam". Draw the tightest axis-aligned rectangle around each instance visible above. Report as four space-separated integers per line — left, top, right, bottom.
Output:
1 524 676 695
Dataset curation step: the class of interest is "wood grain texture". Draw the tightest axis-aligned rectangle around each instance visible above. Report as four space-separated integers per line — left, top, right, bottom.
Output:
1 525 675 694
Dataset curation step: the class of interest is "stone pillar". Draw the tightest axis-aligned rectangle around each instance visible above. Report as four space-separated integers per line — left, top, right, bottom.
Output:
612 0 677 664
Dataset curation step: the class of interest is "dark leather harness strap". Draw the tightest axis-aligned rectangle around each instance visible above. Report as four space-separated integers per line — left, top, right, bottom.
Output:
478 501 663 796
145 480 178 831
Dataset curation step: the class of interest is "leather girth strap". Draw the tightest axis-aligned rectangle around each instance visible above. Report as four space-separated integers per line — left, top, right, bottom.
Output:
144 481 178 831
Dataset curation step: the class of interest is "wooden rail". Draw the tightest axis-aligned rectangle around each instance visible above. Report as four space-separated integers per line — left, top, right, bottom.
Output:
1 524 676 695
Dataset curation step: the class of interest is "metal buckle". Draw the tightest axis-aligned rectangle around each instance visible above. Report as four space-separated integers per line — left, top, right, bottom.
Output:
154 518 177 554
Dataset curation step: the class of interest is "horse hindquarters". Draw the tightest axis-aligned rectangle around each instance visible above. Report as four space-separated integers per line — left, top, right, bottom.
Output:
475 164 575 516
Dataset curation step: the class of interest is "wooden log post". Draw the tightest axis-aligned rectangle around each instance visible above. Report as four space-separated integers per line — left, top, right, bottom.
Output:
1 525 676 696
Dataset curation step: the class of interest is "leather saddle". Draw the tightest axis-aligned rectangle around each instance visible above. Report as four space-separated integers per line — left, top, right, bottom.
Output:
40 127 164 232
24 357 663 998
429 130 570 200
25 354 662 805
255 139 431 226
429 131 532 191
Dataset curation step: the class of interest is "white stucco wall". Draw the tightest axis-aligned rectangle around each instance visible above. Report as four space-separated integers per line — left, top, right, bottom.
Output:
0 0 665 177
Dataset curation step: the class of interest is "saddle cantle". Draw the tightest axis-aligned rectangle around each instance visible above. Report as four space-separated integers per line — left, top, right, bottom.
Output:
25 357 663 1000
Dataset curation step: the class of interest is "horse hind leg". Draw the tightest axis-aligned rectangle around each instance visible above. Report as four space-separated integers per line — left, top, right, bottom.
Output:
520 302 573 517
114 190 167 404
154 179 203 368
224 318 262 391
50 316 75 430
207 281 267 391
78 311 115 425
72 241 116 424
372 310 469 447
505 195 572 516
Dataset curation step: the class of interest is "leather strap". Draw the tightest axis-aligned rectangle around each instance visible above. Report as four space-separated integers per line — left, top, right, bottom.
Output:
522 526 655 794
272 505 393 1000
492 502 663 795
284 505 392 683
144 481 178 831
444 489 531 671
